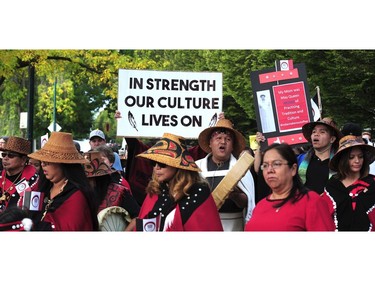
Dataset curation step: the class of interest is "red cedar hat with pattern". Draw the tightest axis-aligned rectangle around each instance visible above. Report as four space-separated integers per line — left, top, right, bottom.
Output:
0 136 31 155
136 133 200 172
28 132 88 164
198 118 246 158
83 151 115 178
329 135 375 171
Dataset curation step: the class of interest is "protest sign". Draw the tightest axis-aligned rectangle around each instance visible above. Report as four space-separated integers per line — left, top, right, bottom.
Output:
250 61 314 149
117 69 223 138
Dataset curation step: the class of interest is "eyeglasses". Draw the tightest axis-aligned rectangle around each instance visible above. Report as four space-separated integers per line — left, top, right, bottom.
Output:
150 161 167 168
260 161 289 171
1 152 21 159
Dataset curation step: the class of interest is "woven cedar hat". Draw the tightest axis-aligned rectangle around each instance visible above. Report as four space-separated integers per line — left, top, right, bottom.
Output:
83 151 115 178
136 133 200 172
302 118 343 146
0 136 31 155
198 118 246 157
28 132 88 164
329 135 375 171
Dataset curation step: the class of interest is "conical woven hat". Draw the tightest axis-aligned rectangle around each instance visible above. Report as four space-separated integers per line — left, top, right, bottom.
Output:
198 118 246 157
0 136 31 155
136 133 200 172
28 132 88 164
83 151 115 178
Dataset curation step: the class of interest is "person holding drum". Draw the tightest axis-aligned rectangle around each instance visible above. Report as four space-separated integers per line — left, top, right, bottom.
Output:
84 151 140 231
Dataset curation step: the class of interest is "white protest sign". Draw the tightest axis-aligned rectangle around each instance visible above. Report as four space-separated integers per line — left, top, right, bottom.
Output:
117 69 223 139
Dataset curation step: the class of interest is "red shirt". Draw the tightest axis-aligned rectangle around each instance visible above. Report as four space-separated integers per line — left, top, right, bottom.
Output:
245 191 335 231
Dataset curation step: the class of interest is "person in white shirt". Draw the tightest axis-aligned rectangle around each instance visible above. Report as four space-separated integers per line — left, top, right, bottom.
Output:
195 118 256 231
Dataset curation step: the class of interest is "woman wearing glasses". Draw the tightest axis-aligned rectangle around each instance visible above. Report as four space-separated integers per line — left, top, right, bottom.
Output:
244 143 335 231
130 133 223 231
0 136 39 212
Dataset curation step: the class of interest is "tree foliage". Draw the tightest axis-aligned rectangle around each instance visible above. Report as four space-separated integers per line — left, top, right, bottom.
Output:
1 50 374 147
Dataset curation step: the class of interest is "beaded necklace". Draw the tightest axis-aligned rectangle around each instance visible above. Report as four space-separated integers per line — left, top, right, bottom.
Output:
41 179 68 220
0 171 22 202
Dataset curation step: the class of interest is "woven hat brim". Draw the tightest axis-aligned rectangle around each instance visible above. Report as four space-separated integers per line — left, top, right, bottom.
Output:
198 126 246 157
302 121 343 144
0 148 29 155
0 137 31 155
28 150 89 164
85 168 116 178
137 153 201 172
329 144 375 171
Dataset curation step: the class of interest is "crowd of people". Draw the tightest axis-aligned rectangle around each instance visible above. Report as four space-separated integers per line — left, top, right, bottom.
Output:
0 111 374 232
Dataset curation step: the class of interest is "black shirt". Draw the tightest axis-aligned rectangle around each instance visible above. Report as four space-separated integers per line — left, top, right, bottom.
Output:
305 154 330 194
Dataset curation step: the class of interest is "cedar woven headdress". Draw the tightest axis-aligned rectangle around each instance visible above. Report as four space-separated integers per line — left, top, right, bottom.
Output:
329 135 375 171
83 151 115 178
28 132 88 164
198 118 246 158
302 117 343 148
0 136 31 155
136 133 200 172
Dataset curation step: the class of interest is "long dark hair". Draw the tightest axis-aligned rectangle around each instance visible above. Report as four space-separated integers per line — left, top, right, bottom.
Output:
262 143 309 209
335 146 371 180
38 163 99 230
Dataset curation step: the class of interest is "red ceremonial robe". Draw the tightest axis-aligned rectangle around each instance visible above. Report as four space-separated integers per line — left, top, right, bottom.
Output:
98 182 140 219
0 165 39 212
36 182 94 231
138 182 223 231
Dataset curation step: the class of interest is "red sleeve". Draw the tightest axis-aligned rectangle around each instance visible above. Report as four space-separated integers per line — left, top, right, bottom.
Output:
125 138 153 204
321 191 335 216
305 192 335 231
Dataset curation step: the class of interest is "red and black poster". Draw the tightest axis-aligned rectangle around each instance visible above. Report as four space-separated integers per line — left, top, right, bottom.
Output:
250 60 313 149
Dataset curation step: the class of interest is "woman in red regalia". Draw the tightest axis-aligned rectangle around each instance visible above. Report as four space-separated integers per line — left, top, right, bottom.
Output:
129 132 223 231
28 132 98 231
0 136 39 212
